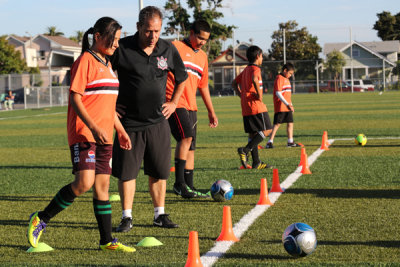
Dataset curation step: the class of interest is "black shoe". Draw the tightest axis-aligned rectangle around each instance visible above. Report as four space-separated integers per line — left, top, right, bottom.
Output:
116 217 132 233
173 183 196 199
252 161 273 169
153 214 179 228
237 147 248 168
265 142 274 149
287 142 302 147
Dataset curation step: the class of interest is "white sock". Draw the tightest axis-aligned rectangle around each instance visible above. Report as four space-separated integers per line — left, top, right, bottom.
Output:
288 138 293 143
268 139 273 143
122 209 132 219
154 207 165 219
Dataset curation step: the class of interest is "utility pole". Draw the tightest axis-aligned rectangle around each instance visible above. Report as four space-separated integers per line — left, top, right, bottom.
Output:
139 0 143 10
232 30 236 96
350 27 354 93
283 28 286 64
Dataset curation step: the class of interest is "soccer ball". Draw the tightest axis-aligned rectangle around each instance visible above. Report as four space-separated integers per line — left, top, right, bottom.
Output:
354 133 367 146
210 179 234 202
282 223 317 257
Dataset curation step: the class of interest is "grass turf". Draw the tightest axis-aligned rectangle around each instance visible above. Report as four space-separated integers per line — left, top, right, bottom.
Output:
0 92 399 266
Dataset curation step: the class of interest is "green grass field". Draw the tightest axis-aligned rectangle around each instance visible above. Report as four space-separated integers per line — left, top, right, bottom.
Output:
0 92 399 266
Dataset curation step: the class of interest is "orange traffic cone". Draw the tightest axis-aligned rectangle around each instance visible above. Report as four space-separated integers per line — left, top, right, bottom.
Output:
216 206 239 242
324 131 330 147
239 164 252 170
185 231 203 267
298 147 306 167
270 169 284 193
320 131 329 150
301 153 312 174
257 178 274 205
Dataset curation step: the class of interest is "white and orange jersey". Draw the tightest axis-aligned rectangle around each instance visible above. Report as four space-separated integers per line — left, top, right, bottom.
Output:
67 51 119 145
273 74 292 112
166 40 208 111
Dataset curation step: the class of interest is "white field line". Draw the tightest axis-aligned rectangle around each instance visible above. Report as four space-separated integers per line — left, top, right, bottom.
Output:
200 139 335 267
0 112 66 121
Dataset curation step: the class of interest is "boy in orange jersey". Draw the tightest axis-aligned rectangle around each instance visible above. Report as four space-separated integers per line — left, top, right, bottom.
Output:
232 46 273 169
166 20 218 198
265 63 301 148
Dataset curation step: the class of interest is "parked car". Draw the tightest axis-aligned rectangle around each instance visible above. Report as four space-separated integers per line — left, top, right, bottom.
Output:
311 80 367 93
346 79 375 91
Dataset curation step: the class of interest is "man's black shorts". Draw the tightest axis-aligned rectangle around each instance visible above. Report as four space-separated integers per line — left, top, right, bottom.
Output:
168 108 197 150
243 112 272 133
112 120 171 181
273 111 294 124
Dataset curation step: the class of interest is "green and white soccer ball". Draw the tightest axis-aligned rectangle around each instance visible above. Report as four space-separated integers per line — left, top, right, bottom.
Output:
354 134 367 146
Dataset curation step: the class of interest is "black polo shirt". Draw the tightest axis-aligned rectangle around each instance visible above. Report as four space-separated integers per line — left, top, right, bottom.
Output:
110 32 188 131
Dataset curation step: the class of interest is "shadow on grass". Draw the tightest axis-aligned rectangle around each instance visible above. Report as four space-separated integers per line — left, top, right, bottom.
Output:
319 240 400 248
285 188 400 199
0 219 98 230
0 165 70 170
216 251 291 260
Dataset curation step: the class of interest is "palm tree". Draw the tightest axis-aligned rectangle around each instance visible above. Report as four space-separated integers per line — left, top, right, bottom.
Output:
69 30 84 44
45 26 64 36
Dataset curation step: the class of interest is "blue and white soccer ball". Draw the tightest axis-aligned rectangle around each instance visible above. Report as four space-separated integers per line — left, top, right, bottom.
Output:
282 223 317 257
210 179 234 202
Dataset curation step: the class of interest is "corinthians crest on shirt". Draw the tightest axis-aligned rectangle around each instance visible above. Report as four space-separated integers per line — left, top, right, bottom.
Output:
157 56 168 70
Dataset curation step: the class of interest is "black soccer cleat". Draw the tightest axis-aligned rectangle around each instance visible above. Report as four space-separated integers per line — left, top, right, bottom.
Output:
115 217 133 233
173 183 196 199
153 214 179 228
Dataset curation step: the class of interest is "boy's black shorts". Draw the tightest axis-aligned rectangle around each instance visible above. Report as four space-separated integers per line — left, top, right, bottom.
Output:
168 108 197 151
112 120 171 181
273 111 294 124
243 112 272 133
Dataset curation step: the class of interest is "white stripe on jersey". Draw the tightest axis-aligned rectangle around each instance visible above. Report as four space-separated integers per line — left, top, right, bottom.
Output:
183 61 203 72
87 79 119 86
84 90 119 96
187 69 202 80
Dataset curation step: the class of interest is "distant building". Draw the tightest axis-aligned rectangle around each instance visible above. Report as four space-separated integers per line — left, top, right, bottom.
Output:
323 40 399 81
6 34 81 86
210 42 268 93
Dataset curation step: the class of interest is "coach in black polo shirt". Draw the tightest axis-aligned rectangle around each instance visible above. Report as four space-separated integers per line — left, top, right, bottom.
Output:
110 6 187 232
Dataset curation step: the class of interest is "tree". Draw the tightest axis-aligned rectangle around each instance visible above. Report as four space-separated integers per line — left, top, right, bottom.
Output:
268 21 321 81
0 36 28 74
324 50 345 92
163 0 235 61
373 11 400 40
45 26 64 36
269 20 321 61
69 31 84 44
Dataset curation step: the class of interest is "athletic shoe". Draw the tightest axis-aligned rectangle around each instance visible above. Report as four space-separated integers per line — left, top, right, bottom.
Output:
27 211 47 248
99 238 135 252
265 142 274 149
173 183 196 199
115 217 133 233
252 162 273 169
287 142 302 148
153 214 179 228
188 186 211 198
237 147 249 168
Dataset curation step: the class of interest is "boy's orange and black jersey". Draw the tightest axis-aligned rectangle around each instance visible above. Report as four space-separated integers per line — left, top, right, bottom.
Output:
235 64 267 116
67 50 119 146
273 74 292 112
166 39 208 111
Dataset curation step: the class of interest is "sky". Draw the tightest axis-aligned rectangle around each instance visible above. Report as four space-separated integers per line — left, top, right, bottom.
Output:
1 0 399 56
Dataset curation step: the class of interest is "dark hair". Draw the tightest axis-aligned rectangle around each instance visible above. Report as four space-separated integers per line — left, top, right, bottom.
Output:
246 45 263 63
138 6 163 27
282 63 295 72
191 20 211 34
81 17 122 54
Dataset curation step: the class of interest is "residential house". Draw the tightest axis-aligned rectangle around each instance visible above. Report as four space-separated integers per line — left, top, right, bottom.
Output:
323 40 399 82
7 34 81 86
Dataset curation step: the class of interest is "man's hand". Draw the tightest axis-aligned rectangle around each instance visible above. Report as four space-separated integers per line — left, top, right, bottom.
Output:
162 102 177 119
118 131 132 150
90 126 109 145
